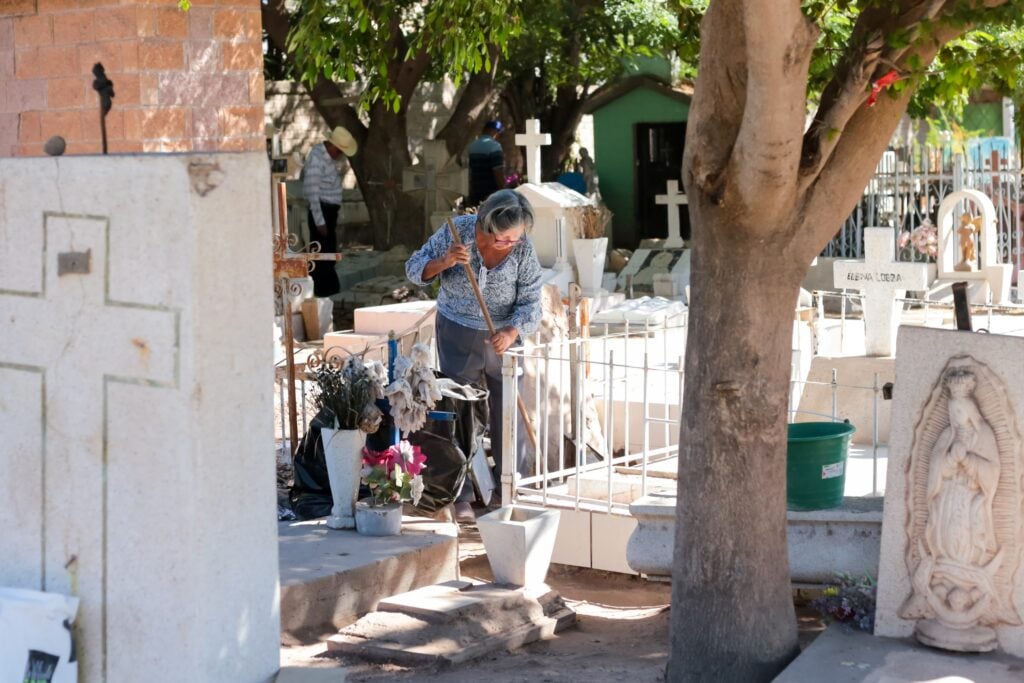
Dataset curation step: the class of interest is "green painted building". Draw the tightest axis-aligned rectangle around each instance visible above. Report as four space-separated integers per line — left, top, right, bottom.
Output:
586 75 691 250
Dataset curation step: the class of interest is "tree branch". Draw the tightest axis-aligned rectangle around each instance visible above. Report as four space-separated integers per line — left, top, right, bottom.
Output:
436 45 502 157
390 22 432 108
799 0 968 192
682 0 748 207
729 0 818 225
261 0 365 139
799 19 968 260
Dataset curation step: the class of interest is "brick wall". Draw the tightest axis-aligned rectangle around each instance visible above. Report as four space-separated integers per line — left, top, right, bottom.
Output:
0 0 264 156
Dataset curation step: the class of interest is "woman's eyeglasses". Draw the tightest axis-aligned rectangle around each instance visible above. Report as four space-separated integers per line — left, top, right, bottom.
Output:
492 234 525 246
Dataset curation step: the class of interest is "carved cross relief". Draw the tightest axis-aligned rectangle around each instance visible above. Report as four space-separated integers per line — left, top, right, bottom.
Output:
0 212 179 677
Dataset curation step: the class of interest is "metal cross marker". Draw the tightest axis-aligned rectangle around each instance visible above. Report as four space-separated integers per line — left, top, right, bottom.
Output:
833 227 930 356
273 182 343 456
91 63 115 155
515 119 551 185
654 180 688 248
0 212 179 678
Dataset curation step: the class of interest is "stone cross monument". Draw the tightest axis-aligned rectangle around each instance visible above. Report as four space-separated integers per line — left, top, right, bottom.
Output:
833 227 929 357
515 118 551 185
655 180 688 248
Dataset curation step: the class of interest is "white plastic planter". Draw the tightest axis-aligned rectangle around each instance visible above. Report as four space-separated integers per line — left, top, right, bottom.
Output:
477 504 560 587
354 500 403 536
321 427 364 530
0 587 79 683
573 237 608 296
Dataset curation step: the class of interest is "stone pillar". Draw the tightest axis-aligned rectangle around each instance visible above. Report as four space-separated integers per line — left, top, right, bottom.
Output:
0 0 264 156
0 154 279 682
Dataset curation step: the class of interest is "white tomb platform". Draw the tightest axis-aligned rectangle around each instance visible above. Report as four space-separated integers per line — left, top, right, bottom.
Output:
0 154 280 683
516 182 591 268
324 300 437 364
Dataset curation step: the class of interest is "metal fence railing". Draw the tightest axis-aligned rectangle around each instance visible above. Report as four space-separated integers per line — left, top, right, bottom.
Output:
500 316 689 515
826 147 1023 281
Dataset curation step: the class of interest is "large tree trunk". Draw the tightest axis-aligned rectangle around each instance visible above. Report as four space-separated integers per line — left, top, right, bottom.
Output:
665 0 988 678
347 109 427 250
667 2 818 679
540 86 587 180
668 211 805 680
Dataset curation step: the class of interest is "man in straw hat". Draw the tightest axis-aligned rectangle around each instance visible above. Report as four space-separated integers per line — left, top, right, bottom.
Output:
303 126 358 296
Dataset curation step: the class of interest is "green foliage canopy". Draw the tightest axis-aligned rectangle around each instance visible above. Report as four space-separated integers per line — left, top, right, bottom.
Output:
287 0 524 112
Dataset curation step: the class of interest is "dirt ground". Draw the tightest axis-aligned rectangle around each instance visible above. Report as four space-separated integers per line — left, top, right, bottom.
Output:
281 525 828 682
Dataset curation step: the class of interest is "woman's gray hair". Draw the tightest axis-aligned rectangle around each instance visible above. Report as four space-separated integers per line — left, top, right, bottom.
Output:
478 189 534 234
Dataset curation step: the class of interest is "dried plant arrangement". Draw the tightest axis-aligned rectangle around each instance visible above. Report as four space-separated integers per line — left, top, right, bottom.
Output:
568 203 613 240
312 355 387 433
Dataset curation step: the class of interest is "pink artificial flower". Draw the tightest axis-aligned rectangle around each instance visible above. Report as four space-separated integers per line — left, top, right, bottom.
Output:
362 446 397 472
396 441 427 476
362 441 427 477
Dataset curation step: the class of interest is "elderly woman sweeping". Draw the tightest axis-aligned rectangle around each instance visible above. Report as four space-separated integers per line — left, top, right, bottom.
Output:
405 190 542 523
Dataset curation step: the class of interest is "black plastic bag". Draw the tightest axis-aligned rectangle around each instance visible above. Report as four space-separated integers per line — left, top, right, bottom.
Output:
288 413 334 520
408 379 489 513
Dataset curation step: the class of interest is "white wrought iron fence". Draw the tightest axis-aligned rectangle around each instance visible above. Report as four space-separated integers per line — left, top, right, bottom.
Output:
825 146 1023 279
500 316 689 515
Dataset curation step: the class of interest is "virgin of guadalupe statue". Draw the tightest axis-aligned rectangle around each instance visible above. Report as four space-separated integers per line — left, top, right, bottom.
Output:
900 359 1023 652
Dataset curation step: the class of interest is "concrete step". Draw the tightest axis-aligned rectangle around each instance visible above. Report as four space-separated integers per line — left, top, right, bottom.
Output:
775 622 1024 683
278 517 459 641
326 580 575 665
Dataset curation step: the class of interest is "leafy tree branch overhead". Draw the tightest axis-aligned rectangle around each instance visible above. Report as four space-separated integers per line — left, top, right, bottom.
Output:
262 0 684 248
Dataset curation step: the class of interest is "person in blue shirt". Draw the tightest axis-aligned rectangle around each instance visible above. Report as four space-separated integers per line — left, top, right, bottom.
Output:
466 121 506 207
406 190 542 522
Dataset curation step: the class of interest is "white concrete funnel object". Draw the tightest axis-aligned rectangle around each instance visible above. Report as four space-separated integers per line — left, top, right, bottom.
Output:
477 505 560 586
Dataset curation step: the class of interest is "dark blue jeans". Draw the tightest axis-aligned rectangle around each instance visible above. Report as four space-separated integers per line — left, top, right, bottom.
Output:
436 315 528 495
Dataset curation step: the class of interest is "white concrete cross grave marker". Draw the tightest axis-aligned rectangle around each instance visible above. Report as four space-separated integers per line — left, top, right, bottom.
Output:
515 118 551 185
833 227 929 357
655 180 688 248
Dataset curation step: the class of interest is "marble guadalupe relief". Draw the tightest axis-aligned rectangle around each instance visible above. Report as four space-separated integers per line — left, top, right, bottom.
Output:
900 356 1024 652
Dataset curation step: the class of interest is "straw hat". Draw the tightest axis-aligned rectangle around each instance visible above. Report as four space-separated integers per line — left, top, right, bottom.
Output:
327 126 358 156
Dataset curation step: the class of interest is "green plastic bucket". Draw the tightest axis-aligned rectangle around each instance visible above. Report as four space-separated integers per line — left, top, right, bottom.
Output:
786 421 856 511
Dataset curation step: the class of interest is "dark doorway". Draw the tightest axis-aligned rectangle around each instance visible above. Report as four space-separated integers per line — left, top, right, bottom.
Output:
635 121 689 243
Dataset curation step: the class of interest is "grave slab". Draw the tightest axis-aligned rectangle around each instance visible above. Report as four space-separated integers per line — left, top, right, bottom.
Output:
775 622 1024 683
326 581 575 665
0 154 279 683
616 248 691 296
876 326 1024 656
353 299 436 336
278 518 459 639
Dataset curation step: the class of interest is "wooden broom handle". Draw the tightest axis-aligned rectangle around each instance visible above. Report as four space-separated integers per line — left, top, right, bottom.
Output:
446 218 539 453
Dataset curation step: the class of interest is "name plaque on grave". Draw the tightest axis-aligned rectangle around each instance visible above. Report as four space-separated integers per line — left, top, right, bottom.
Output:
843 271 907 284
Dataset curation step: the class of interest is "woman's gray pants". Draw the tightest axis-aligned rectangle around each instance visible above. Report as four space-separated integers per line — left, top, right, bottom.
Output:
436 314 527 502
